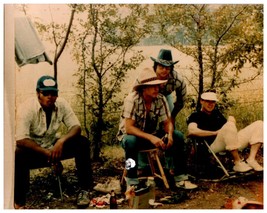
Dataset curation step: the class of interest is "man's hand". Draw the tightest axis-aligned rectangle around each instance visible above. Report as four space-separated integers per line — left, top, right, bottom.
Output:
150 135 166 150
50 139 64 162
161 134 173 150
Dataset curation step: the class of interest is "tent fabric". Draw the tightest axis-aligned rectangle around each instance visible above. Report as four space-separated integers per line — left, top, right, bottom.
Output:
15 17 52 67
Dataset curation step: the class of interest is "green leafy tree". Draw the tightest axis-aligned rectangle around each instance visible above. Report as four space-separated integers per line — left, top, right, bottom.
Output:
72 4 149 160
150 4 263 109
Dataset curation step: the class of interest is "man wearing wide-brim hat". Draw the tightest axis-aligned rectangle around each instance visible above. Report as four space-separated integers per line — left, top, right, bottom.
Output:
151 48 187 125
150 48 187 177
117 67 197 190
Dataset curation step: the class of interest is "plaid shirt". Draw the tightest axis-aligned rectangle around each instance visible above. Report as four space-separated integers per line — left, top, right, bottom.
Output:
132 70 187 117
117 91 171 141
16 97 81 149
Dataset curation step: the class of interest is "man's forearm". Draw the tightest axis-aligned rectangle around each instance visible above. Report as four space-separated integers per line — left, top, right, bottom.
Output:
126 125 154 141
188 129 217 137
16 138 49 157
164 119 174 136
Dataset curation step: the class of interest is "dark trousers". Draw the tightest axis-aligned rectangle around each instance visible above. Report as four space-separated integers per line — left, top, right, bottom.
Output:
14 135 92 206
121 130 187 178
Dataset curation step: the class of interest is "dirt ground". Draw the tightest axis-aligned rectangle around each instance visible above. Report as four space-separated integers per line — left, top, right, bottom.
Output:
26 150 263 210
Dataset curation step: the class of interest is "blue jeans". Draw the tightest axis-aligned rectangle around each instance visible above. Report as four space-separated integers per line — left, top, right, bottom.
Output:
121 130 187 179
166 94 174 112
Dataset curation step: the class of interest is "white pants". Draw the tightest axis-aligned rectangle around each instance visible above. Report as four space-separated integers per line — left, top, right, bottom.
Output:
210 120 263 153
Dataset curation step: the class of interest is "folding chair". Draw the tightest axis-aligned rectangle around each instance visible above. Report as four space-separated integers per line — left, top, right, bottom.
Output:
30 162 64 202
187 137 230 181
121 148 169 189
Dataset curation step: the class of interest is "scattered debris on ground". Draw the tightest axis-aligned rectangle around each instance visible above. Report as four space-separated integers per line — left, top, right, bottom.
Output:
25 156 263 209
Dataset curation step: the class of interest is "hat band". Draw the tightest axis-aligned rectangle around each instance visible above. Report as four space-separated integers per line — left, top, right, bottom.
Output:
138 77 158 84
157 59 173 65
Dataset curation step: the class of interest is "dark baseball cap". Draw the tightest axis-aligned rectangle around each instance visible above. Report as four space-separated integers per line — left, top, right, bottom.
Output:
36 75 58 91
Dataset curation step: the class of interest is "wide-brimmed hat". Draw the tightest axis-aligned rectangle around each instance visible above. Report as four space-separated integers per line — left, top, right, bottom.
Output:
133 67 167 91
36 75 58 91
201 92 218 102
150 49 179 67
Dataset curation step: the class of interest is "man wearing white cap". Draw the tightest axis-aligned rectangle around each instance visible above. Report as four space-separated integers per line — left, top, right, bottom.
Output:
117 67 197 190
15 75 92 209
187 91 263 173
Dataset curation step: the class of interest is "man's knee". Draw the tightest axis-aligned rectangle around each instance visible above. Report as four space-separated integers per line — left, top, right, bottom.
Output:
15 146 31 162
15 146 24 156
173 130 185 143
221 120 238 134
15 147 25 164
122 135 138 150
253 120 263 126
78 135 90 148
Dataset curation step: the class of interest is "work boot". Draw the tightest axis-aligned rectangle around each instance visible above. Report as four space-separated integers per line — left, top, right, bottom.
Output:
77 190 90 208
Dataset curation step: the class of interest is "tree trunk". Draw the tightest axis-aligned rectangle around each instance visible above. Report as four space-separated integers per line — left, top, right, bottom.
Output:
197 39 204 110
92 78 104 161
53 5 76 80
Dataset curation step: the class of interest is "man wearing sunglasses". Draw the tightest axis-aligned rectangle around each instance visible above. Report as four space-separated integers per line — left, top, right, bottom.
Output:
14 75 92 209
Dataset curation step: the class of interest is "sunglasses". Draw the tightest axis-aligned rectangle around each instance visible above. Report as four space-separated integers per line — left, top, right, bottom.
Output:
40 90 58 96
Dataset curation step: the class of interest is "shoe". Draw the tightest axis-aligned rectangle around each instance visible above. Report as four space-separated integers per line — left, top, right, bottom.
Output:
233 161 252 173
93 179 121 194
218 151 227 155
77 190 90 208
160 192 188 204
175 180 198 190
246 159 263 172
174 174 189 182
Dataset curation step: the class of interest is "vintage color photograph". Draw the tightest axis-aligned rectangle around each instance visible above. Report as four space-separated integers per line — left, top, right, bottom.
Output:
4 3 263 210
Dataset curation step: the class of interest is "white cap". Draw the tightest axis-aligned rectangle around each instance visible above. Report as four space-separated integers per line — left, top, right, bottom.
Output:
201 92 218 102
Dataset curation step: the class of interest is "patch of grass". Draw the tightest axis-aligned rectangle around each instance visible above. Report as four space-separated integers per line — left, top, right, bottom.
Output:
101 145 125 169
102 145 125 160
229 102 263 129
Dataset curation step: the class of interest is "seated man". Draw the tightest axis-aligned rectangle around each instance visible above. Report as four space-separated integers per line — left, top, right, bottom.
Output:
187 91 263 173
15 75 92 209
117 67 197 190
